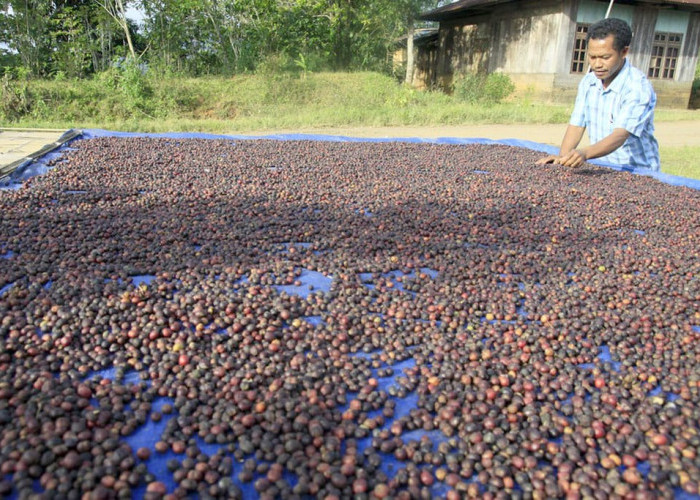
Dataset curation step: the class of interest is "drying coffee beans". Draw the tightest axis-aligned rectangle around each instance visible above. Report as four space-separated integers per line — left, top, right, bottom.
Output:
0 136 698 498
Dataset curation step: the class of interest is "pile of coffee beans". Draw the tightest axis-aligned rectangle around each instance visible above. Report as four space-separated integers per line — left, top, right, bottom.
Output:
0 137 698 499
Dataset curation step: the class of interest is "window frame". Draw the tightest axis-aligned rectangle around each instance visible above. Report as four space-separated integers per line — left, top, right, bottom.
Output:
570 23 591 74
648 31 683 80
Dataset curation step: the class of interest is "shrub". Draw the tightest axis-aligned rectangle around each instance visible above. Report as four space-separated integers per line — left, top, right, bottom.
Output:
256 54 298 75
483 73 515 103
453 72 515 104
690 73 700 109
97 59 154 117
0 72 32 121
452 73 484 103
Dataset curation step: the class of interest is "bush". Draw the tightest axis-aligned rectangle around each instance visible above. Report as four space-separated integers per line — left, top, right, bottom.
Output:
453 72 515 104
256 54 298 75
97 59 155 117
0 72 32 121
690 76 700 109
483 73 515 103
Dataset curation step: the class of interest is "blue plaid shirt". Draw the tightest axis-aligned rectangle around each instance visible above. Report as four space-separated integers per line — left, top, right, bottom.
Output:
570 59 660 171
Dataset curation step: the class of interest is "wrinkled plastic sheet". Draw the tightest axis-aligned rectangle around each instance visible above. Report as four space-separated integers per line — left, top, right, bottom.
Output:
2 129 699 499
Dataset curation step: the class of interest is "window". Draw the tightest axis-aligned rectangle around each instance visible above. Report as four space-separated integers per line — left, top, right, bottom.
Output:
571 24 590 74
648 32 682 79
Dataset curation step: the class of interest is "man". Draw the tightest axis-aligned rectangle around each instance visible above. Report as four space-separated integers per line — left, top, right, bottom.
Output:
536 18 660 171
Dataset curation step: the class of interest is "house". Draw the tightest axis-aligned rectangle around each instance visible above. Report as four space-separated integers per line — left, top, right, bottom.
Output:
417 0 700 107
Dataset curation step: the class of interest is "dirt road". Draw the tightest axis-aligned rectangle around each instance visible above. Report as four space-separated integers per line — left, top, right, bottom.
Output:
3 122 699 174
251 121 700 148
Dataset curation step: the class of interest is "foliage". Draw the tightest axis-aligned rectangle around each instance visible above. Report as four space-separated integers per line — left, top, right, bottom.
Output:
453 72 516 104
118 62 152 112
13 71 700 129
0 71 31 121
452 73 484 102
48 6 93 78
0 0 52 76
483 73 516 103
4 71 575 128
691 79 700 109
0 0 438 77
96 59 178 118
690 61 700 109
0 0 144 78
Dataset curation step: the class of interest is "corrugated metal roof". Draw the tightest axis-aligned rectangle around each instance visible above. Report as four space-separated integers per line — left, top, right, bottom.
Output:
419 0 700 21
419 0 508 21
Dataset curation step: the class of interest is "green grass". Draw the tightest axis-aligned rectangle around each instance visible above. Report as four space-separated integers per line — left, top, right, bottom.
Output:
9 71 700 130
660 146 700 179
6 72 576 131
5 71 700 179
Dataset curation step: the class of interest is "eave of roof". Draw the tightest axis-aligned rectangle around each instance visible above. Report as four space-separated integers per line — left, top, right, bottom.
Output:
419 0 508 21
419 0 700 21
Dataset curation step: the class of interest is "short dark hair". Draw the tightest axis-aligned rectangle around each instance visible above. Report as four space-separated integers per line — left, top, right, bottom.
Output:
587 18 632 52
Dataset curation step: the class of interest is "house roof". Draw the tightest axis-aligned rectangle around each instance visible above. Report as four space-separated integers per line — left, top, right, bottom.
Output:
395 28 439 47
419 0 700 21
419 0 509 21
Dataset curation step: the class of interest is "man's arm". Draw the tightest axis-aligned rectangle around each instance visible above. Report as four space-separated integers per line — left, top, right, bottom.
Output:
559 125 586 156
558 128 630 167
535 125 586 165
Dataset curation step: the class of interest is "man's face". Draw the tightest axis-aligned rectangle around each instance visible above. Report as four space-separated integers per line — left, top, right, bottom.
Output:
587 35 629 87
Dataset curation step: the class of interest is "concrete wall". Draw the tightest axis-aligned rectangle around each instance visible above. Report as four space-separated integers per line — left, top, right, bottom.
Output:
504 72 580 103
651 80 694 108
505 72 694 108
504 72 693 107
435 21 490 89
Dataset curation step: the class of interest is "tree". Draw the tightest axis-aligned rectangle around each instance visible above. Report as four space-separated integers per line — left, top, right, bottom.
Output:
95 0 136 59
405 21 415 84
0 0 53 76
324 0 437 72
49 4 92 77
200 0 276 72
0 0 135 77
140 0 218 73
1 0 440 77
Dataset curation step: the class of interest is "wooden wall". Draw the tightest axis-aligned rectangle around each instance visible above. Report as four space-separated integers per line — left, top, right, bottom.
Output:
413 40 439 90
432 0 568 89
678 12 700 83
628 6 658 71
489 4 567 74
417 0 699 107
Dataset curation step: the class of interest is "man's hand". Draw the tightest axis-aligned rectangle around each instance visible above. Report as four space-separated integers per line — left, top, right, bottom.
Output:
557 148 587 167
535 155 560 165
535 150 587 167
535 124 589 167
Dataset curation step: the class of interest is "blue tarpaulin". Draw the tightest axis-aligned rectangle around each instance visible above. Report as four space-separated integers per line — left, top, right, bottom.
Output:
2 128 699 191
2 129 699 499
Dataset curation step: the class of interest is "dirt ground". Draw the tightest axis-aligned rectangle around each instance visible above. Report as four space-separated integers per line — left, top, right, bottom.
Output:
250 121 700 148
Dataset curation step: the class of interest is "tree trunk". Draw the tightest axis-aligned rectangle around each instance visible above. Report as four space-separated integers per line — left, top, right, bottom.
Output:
204 8 231 69
97 0 136 60
115 0 136 59
405 22 415 86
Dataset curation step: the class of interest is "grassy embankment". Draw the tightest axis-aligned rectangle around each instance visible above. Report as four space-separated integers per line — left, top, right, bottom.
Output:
6 71 700 179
